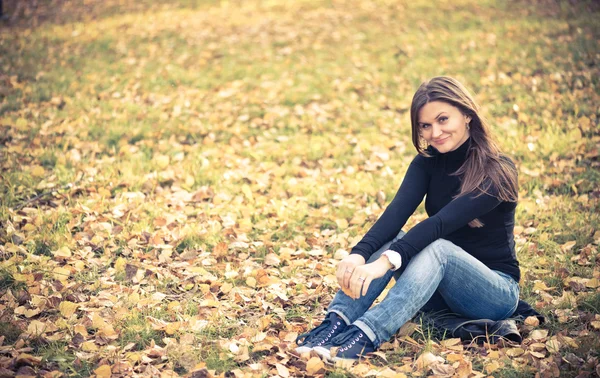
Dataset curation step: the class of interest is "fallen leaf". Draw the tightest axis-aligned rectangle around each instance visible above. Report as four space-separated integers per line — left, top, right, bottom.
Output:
505 347 525 357
275 363 289 377
59 301 78 318
561 240 577 252
306 357 325 374
530 329 549 340
485 360 502 374
415 352 444 371
94 365 112 378
524 316 540 326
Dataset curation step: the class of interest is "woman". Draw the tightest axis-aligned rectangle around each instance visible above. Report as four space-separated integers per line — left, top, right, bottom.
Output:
295 76 520 361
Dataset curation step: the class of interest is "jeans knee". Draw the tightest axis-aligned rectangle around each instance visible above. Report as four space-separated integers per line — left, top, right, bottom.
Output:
421 239 453 265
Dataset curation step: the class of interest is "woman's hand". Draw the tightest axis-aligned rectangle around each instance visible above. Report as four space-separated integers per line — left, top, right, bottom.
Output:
347 257 393 299
336 254 366 294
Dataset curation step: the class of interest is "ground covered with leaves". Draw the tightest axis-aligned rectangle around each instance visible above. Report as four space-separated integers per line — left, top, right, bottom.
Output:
0 0 599 377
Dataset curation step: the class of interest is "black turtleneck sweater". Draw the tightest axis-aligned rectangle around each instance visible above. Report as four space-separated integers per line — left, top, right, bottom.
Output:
350 138 520 282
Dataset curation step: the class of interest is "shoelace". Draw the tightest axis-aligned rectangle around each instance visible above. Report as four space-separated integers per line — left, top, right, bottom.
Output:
331 326 366 351
315 322 341 346
296 317 341 346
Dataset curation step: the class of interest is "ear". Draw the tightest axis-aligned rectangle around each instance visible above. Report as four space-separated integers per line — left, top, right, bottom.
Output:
464 114 472 124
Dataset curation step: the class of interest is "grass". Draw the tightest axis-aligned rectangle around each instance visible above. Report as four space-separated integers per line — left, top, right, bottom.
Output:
0 0 598 376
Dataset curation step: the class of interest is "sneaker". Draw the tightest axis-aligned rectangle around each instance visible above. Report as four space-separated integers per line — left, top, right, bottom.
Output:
294 312 348 354
313 325 375 361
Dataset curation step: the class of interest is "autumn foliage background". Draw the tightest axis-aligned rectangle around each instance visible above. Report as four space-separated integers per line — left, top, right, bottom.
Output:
0 0 599 377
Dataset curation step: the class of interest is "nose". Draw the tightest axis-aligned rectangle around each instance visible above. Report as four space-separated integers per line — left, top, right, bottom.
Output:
432 123 443 138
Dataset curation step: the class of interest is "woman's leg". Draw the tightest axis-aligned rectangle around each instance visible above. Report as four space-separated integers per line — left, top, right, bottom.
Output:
353 239 520 348
327 231 406 325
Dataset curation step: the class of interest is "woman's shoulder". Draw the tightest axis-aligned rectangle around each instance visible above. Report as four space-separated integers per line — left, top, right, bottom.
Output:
411 148 436 168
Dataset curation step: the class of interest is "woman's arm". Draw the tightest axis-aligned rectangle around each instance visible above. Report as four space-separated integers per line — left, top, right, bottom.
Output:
350 156 430 261
388 184 503 264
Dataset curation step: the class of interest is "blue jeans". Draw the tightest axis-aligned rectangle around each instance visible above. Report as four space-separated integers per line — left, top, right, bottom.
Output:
328 231 520 348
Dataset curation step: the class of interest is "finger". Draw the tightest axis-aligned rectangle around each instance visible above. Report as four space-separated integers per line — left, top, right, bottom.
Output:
343 268 354 289
361 276 373 297
351 274 364 299
336 265 345 287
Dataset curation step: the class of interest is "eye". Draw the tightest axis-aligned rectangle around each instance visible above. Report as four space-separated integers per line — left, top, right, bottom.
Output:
439 116 448 123
419 124 430 129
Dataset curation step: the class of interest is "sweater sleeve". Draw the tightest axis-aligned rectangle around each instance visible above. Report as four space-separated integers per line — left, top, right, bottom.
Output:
387 183 503 264
349 156 429 261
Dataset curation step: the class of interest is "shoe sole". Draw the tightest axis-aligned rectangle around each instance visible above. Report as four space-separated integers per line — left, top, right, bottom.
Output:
314 346 370 362
313 346 332 360
294 345 313 354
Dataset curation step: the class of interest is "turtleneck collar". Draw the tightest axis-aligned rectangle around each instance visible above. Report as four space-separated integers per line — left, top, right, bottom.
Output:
431 137 471 162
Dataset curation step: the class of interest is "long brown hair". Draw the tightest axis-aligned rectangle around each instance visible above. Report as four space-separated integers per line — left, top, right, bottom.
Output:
410 76 518 227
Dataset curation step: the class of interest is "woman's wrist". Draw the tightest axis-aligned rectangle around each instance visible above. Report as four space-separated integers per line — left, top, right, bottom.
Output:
381 250 402 271
377 255 395 270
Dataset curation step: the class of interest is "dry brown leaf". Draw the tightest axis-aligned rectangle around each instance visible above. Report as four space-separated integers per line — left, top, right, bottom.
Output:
524 316 540 326
264 253 281 266
414 352 444 371
275 363 289 377
306 357 325 375
530 329 549 340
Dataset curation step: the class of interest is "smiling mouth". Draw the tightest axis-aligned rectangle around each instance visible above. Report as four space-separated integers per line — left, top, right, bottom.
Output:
434 136 450 144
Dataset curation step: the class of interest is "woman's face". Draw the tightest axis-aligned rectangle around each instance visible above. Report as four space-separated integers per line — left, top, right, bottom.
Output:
417 101 471 153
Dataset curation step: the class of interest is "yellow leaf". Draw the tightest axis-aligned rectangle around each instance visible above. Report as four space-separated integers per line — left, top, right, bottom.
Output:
241 184 253 201
165 322 181 335
154 155 170 169
446 354 464 363
31 166 45 177
53 267 71 282
246 276 257 288
94 365 112 378
485 360 501 374
335 218 349 229
53 246 71 259
126 352 142 363
306 357 325 374
546 338 560 353
81 341 98 352
24 307 41 318
533 280 554 292
91 312 118 339
505 347 525 357
74 324 88 336
167 301 182 312
27 320 47 335
114 257 127 272
590 321 600 330
275 363 289 377
200 299 220 308
561 240 577 252
184 174 195 187
586 278 599 288
59 301 78 318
